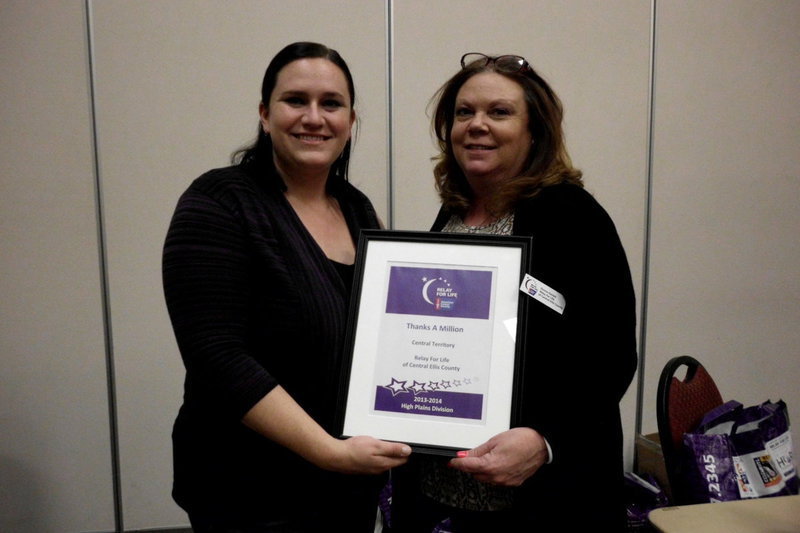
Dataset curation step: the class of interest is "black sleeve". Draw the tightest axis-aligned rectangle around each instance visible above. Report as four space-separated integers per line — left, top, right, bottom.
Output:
517 186 637 458
162 184 277 420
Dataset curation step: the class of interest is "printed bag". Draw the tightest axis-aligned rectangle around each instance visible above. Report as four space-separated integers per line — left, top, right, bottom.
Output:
682 399 797 503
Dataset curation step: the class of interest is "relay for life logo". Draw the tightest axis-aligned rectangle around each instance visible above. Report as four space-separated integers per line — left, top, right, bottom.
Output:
384 266 492 319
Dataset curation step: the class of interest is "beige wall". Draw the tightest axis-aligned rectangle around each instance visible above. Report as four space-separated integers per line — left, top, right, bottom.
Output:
1 1 797 531
0 1 115 532
641 0 800 440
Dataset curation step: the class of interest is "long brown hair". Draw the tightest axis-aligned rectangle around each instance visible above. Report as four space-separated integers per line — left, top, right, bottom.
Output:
431 58 583 217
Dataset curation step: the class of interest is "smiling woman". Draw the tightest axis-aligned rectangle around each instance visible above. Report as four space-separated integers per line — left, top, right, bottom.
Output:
390 52 638 532
162 42 408 532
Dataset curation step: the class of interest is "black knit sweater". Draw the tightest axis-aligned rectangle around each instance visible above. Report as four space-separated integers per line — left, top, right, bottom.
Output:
162 165 381 523
393 183 638 530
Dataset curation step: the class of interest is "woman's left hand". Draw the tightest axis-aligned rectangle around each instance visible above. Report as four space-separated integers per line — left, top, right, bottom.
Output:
448 427 548 487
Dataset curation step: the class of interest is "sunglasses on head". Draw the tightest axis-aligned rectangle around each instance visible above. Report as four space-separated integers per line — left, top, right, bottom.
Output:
460 53 531 73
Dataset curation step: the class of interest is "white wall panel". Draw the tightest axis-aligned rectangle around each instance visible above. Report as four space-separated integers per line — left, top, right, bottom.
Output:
391 0 652 463
0 1 115 532
643 0 800 449
89 0 388 528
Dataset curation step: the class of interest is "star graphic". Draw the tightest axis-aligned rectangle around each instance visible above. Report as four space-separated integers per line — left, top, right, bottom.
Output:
453 379 462 387
428 381 440 391
463 378 472 385
408 380 427 395
384 378 408 396
441 380 451 389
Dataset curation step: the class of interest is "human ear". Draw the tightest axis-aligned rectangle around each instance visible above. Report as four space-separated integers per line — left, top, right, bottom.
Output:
347 109 356 140
258 101 270 134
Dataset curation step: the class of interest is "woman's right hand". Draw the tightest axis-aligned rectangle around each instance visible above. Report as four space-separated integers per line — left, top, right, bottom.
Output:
243 386 410 475
321 435 411 474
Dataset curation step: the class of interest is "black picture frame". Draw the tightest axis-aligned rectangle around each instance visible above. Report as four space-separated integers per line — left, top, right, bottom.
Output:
334 229 532 456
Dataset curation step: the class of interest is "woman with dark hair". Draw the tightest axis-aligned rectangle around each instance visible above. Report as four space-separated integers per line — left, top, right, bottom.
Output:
163 41 410 532
390 54 637 532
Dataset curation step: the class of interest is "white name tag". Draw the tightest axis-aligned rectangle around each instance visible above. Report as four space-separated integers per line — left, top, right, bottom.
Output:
519 274 566 315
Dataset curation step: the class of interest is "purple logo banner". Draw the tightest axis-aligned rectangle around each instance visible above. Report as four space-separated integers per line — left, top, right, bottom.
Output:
385 266 493 319
374 386 483 420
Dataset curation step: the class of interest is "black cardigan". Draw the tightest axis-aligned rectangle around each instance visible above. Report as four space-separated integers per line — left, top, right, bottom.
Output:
162 165 381 522
430 183 638 527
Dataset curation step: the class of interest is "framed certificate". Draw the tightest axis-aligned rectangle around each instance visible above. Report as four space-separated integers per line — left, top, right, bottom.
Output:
335 229 532 456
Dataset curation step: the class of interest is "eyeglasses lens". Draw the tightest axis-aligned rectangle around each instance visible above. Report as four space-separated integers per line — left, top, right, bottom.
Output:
494 55 526 73
461 53 489 69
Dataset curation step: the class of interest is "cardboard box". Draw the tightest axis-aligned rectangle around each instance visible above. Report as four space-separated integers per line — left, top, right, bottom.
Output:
634 432 672 502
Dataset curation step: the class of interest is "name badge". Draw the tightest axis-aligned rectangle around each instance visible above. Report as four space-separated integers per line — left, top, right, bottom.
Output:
519 274 565 315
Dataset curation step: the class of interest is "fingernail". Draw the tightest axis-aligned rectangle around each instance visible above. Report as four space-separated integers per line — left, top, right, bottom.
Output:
402 446 412 456
456 450 468 458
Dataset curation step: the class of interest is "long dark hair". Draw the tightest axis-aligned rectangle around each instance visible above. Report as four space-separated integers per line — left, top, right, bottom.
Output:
431 57 582 217
232 42 356 190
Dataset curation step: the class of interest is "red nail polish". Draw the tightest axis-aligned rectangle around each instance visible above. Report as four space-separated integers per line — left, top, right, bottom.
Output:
456 450 468 458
